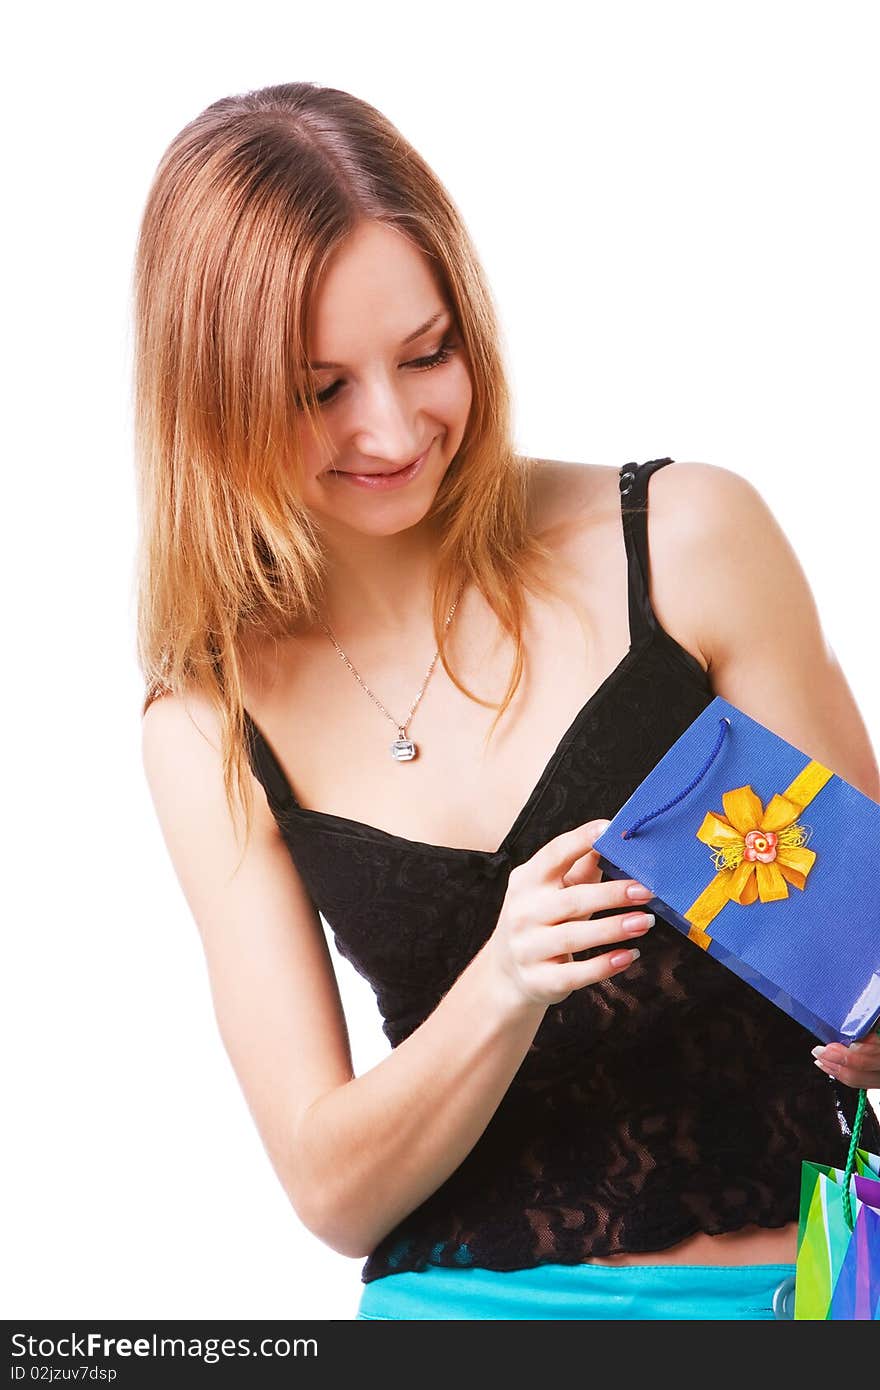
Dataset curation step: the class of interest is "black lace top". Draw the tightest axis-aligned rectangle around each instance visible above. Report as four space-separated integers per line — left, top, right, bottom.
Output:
244 458 878 1284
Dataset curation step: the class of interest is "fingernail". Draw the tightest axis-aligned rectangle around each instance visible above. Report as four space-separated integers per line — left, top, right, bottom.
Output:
814 1059 834 1074
811 1045 826 1058
610 948 640 966
622 913 655 932
626 884 653 901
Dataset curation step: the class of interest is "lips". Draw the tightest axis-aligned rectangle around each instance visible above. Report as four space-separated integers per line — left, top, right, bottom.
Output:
332 446 430 477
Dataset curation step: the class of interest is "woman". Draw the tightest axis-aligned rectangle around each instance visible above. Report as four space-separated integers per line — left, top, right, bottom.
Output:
136 81 880 1320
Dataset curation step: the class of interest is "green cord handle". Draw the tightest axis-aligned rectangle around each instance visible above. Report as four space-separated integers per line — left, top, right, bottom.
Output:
841 1089 867 1232
840 1025 880 1233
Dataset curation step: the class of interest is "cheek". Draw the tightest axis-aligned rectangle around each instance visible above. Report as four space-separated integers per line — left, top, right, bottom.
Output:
297 433 328 485
292 427 341 496
434 359 473 426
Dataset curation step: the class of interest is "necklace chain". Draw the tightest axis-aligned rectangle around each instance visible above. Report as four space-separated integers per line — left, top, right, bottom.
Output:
319 586 464 756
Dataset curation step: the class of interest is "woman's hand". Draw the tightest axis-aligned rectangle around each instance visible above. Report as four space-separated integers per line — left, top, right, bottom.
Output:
484 818 656 1009
812 1031 880 1090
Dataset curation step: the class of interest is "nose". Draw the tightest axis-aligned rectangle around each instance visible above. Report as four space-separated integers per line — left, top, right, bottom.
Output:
349 374 424 468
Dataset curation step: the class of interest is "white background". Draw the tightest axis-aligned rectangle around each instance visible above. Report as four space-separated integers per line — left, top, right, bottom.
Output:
4 0 878 1321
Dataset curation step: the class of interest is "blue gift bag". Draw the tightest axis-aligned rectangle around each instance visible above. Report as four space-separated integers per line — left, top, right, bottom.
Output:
592 696 880 1044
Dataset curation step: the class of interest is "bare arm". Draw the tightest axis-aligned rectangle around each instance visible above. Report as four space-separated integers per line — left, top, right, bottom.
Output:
649 461 880 1097
297 938 547 1257
282 826 647 1259
142 692 649 1258
142 692 357 1241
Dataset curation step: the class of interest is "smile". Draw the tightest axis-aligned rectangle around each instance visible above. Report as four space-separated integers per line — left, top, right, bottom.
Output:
329 445 432 491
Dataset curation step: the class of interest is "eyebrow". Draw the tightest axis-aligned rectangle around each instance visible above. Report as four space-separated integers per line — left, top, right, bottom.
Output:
308 309 450 370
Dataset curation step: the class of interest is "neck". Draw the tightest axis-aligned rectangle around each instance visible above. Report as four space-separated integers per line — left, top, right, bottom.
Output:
315 514 450 645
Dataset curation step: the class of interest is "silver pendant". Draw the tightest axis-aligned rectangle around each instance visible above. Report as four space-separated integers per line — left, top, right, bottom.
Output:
391 729 417 761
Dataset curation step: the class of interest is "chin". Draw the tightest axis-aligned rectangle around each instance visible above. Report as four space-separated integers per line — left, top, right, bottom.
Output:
332 496 439 538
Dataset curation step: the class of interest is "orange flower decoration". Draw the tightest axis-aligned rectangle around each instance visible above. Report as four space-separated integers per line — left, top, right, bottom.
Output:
695 785 815 905
684 757 832 950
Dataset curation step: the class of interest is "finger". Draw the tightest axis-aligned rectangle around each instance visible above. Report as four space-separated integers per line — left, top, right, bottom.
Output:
528 819 613 886
535 874 655 925
813 1036 880 1068
520 910 655 964
813 1038 880 1089
814 1058 880 1089
534 946 642 994
561 847 603 888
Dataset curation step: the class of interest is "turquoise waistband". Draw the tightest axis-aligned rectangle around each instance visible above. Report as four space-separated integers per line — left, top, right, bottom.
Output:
356 1260 798 1320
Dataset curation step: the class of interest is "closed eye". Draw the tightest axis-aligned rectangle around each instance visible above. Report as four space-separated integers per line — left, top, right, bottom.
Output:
311 337 459 408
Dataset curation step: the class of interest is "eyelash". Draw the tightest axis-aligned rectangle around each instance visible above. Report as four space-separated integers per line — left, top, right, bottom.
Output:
312 337 459 407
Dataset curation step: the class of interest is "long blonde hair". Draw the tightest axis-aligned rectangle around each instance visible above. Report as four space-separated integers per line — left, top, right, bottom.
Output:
133 81 566 851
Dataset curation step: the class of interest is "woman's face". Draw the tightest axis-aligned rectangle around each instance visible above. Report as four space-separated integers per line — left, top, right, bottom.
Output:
295 221 473 538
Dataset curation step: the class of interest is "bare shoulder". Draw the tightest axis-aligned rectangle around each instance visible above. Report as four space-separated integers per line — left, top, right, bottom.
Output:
526 453 724 555
141 686 280 842
643 458 770 608
142 685 216 746
141 687 218 790
528 456 721 676
645 459 814 679
526 456 614 539
646 457 757 527
639 460 750 674
654 462 880 798
525 461 620 558
528 454 745 523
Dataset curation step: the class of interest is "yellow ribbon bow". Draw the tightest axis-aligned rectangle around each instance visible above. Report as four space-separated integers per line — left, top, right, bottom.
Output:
685 759 833 949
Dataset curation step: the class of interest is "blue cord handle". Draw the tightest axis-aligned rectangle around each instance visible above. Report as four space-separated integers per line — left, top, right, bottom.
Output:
621 717 732 839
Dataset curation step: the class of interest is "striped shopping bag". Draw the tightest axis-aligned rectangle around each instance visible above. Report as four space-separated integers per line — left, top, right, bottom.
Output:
794 1086 880 1319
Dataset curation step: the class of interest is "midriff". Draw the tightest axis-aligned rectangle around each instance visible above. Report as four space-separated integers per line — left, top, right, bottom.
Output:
582 1221 798 1267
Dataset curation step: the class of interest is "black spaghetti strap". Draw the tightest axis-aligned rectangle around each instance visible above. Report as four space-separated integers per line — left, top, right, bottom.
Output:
242 709 299 811
619 457 675 646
